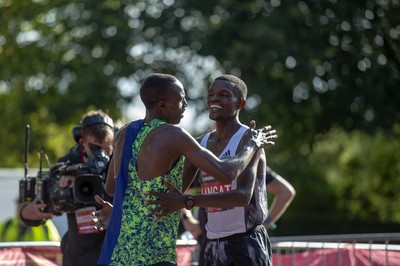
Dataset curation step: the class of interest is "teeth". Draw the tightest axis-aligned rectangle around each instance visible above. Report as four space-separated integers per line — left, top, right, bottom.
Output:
209 105 222 109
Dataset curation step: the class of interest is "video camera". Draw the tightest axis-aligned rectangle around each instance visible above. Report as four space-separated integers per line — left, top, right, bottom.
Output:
19 124 109 215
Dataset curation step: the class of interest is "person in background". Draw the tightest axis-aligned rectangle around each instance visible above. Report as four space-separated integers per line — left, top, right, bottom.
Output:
0 201 61 242
19 110 115 266
263 165 296 230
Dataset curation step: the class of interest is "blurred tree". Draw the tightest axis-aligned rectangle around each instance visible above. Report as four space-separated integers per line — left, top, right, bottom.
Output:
0 0 399 234
310 127 400 223
176 0 400 234
0 0 222 165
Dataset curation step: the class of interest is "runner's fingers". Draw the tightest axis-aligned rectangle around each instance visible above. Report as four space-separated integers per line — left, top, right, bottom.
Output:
148 205 163 214
94 222 105 231
92 210 102 218
163 179 177 191
155 209 174 219
145 191 163 198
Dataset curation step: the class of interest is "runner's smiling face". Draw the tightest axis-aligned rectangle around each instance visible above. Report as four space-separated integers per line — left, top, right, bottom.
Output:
207 79 242 121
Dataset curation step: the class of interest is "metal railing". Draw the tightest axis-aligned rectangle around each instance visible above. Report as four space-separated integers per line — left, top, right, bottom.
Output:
270 233 400 266
1 233 399 265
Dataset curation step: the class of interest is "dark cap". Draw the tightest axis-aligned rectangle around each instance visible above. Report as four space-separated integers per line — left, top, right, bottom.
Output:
80 114 114 130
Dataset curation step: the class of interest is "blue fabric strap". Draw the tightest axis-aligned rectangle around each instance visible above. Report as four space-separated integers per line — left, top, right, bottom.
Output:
98 119 144 264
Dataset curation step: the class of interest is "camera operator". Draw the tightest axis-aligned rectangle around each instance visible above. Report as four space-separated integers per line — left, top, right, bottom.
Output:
19 110 115 266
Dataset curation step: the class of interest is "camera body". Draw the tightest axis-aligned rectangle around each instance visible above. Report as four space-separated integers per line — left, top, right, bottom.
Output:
19 146 109 215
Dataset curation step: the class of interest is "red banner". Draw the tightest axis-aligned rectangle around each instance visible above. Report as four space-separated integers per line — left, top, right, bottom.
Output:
272 247 400 266
3 243 398 266
0 246 62 266
0 243 196 266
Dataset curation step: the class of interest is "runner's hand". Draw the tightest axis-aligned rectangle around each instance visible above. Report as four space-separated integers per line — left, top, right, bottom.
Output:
92 195 113 231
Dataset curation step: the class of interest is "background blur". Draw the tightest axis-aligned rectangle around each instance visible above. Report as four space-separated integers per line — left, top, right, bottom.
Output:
0 169 68 236
0 0 399 237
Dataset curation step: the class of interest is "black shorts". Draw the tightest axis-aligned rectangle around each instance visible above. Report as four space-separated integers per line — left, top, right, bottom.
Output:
204 225 272 266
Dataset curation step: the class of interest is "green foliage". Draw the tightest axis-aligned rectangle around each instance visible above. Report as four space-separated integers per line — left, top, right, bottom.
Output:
310 127 400 223
0 0 399 234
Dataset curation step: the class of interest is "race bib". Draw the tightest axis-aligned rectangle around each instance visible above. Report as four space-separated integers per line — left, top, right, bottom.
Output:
200 173 234 213
75 206 98 234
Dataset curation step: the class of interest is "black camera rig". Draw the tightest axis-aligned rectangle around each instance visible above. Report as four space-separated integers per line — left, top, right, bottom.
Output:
19 124 108 215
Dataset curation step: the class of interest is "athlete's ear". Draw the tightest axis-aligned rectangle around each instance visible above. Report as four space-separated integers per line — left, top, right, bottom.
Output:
238 98 246 109
158 99 166 108
157 99 167 113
